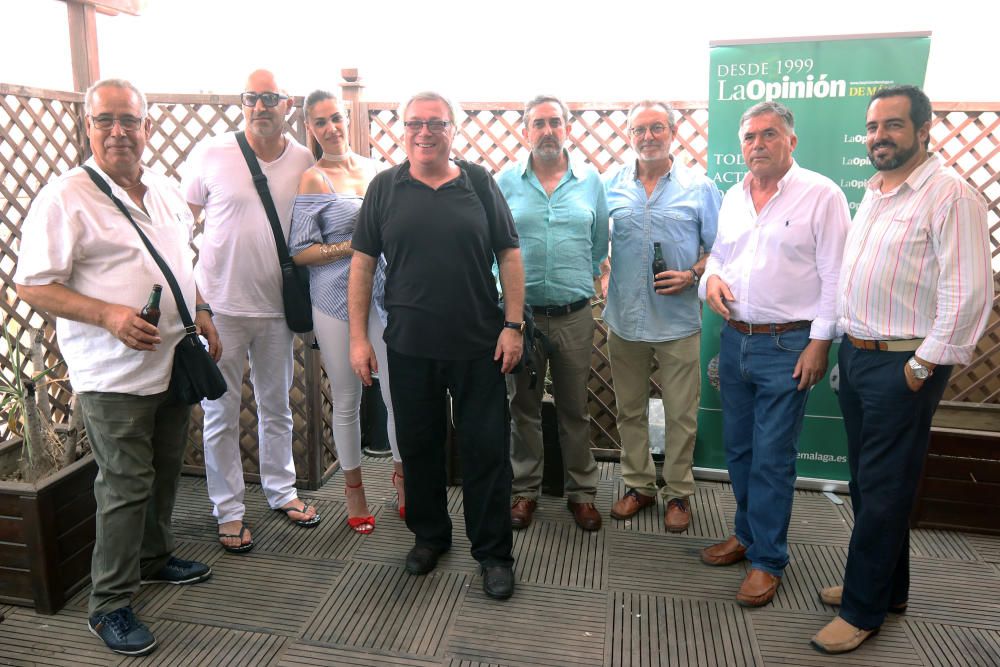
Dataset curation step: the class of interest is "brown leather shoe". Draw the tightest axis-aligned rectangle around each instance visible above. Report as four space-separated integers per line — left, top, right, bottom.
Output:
819 584 907 613
811 616 878 654
568 500 602 531
664 498 691 532
736 568 781 607
700 535 747 566
510 497 537 530
610 489 656 519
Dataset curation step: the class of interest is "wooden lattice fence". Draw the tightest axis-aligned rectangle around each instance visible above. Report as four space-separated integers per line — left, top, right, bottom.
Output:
2 81 998 479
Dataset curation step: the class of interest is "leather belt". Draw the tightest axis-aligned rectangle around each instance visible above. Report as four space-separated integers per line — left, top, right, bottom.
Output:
727 320 811 335
529 298 590 317
845 334 923 352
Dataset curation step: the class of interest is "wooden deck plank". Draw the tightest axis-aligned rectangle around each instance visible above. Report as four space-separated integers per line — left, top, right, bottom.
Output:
510 519 606 589
302 561 468 657
752 609 921 666
0 608 120 666
606 531 748 600
904 619 1000 667
277 640 442 666
3 459 998 666
449 582 606 667
605 591 762 667
157 552 342 636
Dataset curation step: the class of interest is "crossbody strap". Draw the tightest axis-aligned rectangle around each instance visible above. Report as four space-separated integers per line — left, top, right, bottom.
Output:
82 165 196 333
235 131 293 267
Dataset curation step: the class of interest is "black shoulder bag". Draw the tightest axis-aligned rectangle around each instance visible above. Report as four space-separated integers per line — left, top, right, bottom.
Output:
235 131 313 333
455 159 540 386
83 166 227 405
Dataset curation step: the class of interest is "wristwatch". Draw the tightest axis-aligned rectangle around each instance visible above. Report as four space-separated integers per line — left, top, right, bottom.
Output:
907 356 932 380
503 321 526 333
688 269 700 286
195 303 214 317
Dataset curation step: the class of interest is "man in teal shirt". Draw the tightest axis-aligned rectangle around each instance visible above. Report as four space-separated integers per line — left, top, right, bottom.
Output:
496 95 608 531
602 100 720 532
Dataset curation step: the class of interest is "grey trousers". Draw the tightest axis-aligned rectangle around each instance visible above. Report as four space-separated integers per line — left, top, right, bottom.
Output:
509 306 599 503
78 389 190 616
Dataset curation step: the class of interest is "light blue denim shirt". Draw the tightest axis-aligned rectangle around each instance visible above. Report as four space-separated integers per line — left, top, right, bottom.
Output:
496 153 608 306
603 160 721 342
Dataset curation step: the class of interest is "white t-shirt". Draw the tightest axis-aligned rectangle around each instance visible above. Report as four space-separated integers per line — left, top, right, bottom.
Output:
14 160 197 395
183 132 313 317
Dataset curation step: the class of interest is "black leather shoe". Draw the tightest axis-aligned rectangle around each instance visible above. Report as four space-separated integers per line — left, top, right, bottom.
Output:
405 545 448 575
481 564 515 600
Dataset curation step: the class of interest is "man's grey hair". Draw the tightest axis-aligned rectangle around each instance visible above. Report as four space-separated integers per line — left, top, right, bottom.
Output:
84 78 148 117
524 95 570 125
399 91 461 124
739 101 794 134
627 100 677 132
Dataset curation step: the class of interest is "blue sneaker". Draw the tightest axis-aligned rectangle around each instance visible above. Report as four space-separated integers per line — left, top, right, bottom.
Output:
141 556 212 585
88 606 156 656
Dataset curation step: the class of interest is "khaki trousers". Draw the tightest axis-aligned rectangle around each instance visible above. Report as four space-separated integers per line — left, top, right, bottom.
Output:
79 390 190 616
607 330 700 500
509 306 598 503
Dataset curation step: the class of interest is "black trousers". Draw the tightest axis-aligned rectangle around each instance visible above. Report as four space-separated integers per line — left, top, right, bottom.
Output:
387 348 514 568
837 336 950 629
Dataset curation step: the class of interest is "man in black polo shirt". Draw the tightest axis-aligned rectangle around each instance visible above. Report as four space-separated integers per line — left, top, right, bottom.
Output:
348 91 525 600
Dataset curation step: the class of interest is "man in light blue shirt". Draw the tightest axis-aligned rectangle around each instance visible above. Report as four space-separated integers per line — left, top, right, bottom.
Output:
496 95 608 532
602 100 721 533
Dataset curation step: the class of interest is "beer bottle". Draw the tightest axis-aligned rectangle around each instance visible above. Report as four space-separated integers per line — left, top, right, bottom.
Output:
140 284 162 326
652 242 668 280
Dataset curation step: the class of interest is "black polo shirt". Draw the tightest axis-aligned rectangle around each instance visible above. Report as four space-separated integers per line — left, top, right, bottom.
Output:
353 160 519 360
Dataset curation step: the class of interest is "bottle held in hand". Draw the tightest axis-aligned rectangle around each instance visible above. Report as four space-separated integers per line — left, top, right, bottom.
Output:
652 242 668 281
140 284 162 326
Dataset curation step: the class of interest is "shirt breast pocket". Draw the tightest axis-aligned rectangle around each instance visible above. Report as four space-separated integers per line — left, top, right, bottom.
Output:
611 209 637 241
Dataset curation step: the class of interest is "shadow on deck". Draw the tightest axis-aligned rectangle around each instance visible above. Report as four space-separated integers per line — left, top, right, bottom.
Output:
1 458 999 666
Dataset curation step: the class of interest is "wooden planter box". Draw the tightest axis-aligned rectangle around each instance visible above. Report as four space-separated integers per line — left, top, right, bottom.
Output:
911 402 1000 534
0 436 97 614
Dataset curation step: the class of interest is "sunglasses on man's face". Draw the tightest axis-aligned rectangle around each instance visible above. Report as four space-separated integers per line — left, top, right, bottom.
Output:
240 92 288 108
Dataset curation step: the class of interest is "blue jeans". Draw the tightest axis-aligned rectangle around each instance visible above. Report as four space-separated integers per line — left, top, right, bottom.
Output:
718 325 811 576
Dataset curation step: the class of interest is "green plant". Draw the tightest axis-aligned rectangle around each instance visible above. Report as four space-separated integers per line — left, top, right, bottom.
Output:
0 324 65 479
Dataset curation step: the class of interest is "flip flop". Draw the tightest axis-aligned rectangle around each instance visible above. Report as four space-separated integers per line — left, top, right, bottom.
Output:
275 501 322 527
218 523 254 553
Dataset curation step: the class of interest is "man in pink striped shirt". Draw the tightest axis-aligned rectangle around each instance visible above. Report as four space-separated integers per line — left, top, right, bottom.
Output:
812 85 994 655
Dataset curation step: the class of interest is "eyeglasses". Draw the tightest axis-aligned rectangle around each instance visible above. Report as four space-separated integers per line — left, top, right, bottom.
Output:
402 120 452 134
240 92 289 108
89 114 145 132
629 123 670 138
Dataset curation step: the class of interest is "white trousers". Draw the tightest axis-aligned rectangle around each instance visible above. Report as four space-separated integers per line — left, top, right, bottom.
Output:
202 314 297 523
313 307 400 470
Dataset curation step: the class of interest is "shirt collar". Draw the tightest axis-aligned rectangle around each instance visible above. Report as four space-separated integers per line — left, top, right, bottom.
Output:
626 157 678 186
84 157 148 202
741 159 799 194
393 159 472 190
866 152 941 194
519 149 582 180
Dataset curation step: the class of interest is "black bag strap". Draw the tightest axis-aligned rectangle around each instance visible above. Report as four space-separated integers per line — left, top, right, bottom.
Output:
82 165 196 334
455 158 496 230
235 130 294 268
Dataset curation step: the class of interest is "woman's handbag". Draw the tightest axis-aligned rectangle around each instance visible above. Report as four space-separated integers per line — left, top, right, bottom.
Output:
83 166 227 405
235 131 313 333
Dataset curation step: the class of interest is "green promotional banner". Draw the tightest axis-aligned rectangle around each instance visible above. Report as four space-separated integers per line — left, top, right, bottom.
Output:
698 33 931 483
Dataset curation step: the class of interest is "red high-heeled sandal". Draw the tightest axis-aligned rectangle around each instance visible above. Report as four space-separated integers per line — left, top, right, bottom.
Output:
392 471 406 520
345 481 375 534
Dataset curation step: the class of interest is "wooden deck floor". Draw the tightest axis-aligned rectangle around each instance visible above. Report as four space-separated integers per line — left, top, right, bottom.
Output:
2 458 999 666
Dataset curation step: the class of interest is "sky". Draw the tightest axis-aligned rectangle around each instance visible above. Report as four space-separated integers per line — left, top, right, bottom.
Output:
3 0 998 104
